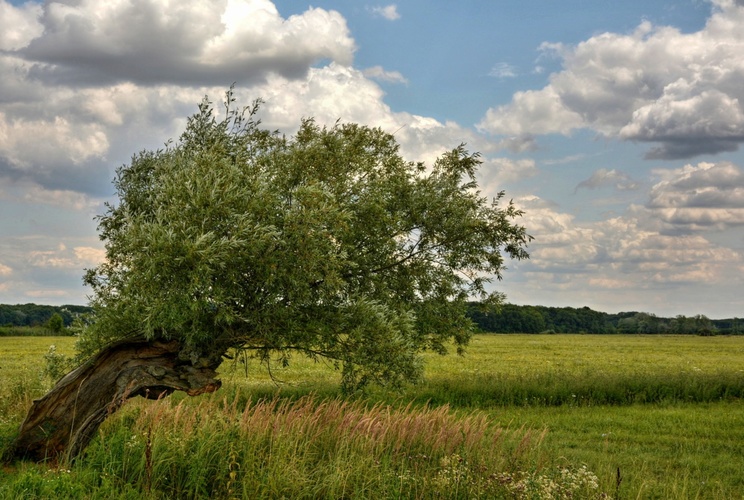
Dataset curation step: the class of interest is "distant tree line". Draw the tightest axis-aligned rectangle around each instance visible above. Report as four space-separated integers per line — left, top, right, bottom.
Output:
467 303 742 335
0 304 91 328
1 302 740 336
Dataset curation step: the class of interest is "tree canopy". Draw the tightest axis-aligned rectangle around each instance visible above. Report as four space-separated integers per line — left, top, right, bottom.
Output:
79 91 530 390
12 92 532 461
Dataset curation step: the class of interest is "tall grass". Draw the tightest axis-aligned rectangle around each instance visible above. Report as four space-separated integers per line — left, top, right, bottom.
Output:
1 393 607 499
403 370 744 407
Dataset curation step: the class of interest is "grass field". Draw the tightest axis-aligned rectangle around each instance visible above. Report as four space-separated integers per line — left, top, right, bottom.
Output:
0 326 60 337
1 335 743 498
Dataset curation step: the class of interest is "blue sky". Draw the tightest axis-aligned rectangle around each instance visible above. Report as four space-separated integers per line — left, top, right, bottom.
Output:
1 0 743 318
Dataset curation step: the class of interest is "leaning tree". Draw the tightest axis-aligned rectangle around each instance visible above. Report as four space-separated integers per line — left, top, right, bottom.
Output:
11 92 530 462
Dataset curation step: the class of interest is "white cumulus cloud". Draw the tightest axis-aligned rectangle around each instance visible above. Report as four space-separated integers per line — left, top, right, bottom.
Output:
368 4 400 21
646 161 744 229
504 194 744 315
479 1 744 159
0 0 42 50
11 0 355 87
362 65 408 84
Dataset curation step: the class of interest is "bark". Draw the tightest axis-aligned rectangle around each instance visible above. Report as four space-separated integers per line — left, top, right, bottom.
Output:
11 337 222 462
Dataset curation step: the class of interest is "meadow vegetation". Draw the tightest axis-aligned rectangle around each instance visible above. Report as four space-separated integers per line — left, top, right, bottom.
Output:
0 326 66 337
2 334 743 498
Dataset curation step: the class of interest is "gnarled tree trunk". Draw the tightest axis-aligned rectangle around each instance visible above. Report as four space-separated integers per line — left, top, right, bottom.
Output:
12 338 222 462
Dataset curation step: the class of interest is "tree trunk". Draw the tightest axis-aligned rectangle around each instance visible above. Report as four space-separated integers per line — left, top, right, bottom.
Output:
11 338 222 462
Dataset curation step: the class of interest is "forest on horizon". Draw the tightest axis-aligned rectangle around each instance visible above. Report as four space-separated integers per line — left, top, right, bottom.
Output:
467 303 742 335
1 302 741 336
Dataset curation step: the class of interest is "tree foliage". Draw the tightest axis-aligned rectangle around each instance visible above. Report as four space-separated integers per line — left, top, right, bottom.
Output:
0 304 88 328
46 313 64 334
81 91 531 391
468 304 734 335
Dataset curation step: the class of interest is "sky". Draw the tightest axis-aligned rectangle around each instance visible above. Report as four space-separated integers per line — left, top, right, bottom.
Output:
0 0 743 318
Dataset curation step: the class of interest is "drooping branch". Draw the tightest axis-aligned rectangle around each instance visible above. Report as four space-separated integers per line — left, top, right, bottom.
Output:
12 337 222 462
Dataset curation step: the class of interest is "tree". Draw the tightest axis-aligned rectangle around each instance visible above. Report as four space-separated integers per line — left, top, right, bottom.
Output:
46 313 64 334
671 315 695 334
617 317 638 334
11 92 530 461
694 314 715 336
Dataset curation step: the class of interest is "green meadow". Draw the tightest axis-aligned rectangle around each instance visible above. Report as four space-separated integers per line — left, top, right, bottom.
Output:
1 335 743 498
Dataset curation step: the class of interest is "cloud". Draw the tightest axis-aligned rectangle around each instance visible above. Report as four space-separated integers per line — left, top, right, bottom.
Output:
479 158 538 188
0 81 211 195
478 86 584 136
0 233 105 304
513 196 601 271
488 62 517 79
575 169 640 192
25 289 70 299
0 1 359 196
247 63 486 166
479 2 744 159
620 88 744 159
503 194 744 315
0 112 109 167
252 63 402 130
0 0 478 200
645 161 744 229
362 65 408 84
0 263 11 277
494 136 539 154
499 162 744 315
601 228 742 286
368 4 400 21
0 1 42 50
12 0 356 87
516 194 743 282
543 154 588 166
74 246 107 267
14 182 101 212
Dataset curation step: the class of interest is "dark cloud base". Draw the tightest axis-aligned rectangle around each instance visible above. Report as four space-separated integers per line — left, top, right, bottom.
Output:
643 138 742 160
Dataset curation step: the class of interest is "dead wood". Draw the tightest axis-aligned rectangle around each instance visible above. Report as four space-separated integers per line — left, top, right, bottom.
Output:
11 337 221 462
